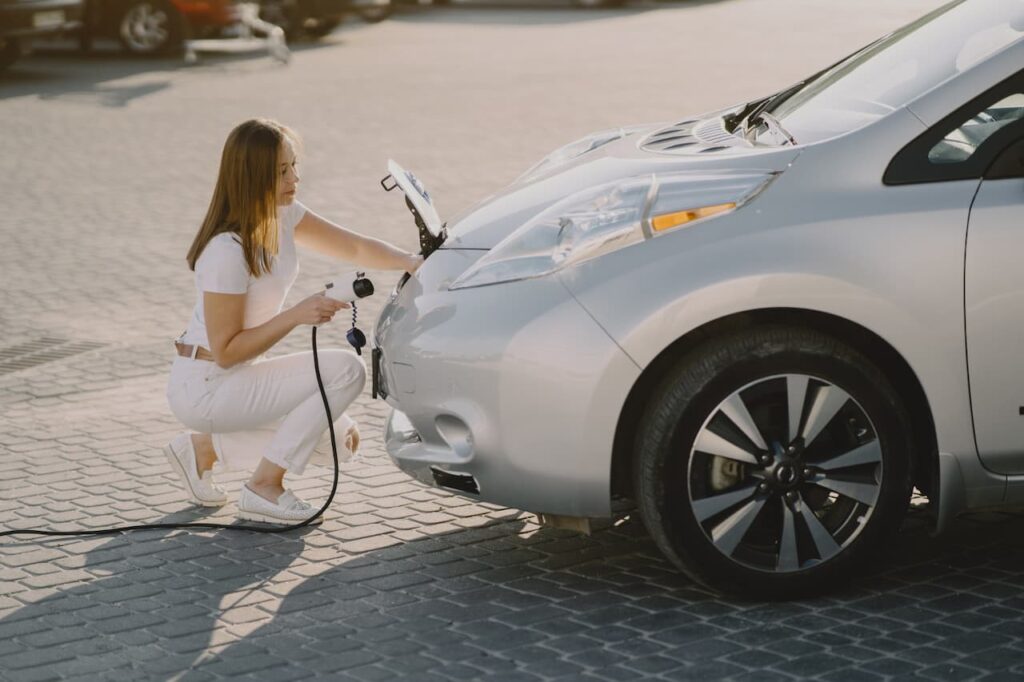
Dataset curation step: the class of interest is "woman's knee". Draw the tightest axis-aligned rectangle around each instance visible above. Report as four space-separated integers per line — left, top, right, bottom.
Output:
323 350 366 392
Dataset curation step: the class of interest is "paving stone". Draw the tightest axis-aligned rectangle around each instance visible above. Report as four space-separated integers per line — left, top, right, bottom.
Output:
919 663 988 682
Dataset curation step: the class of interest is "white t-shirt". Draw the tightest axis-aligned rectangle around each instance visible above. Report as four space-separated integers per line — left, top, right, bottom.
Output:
183 201 307 350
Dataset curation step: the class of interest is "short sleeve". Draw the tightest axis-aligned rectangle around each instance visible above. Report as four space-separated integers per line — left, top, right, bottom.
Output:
279 200 307 233
195 234 249 294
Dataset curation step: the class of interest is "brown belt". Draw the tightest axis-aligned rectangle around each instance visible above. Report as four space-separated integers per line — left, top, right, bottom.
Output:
174 341 216 362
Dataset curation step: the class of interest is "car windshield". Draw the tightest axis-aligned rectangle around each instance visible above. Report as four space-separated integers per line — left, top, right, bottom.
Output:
755 0 1024 145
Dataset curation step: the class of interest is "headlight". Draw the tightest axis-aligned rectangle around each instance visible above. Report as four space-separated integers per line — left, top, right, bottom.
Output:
449 171 776 291
517 125 650 183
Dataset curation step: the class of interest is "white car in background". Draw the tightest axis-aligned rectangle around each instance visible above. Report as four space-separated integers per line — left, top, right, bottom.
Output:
374 0 1024 598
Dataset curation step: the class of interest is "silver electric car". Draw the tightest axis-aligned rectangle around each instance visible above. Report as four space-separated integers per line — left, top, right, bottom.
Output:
374 0 1024 598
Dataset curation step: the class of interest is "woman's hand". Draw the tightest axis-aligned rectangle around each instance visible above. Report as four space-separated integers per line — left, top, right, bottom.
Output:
289 293 349 326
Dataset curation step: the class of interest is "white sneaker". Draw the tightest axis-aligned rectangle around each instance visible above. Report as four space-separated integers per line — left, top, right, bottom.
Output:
163 433 227 507
236 486 323 525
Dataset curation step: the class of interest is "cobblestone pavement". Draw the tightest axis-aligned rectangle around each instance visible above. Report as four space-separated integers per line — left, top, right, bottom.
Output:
12 1 1024 680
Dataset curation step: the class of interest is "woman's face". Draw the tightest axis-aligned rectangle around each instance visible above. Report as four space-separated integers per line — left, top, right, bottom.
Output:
277 139 300 206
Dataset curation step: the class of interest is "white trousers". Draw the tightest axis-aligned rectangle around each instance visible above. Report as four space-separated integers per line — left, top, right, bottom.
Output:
165 349 366 475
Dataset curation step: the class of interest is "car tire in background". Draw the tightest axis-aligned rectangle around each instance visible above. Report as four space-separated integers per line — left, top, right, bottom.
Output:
632 326 913 599
573 0 626 7
117 0 184 54
258 0 344 41
0 37 21 70
358 0 391 23
302 16 341 37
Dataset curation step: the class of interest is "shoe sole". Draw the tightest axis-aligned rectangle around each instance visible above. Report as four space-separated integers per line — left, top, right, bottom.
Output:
163 443 227 508
236 510 324 525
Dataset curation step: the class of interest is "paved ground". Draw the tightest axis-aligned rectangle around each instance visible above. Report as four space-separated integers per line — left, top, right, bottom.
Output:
11 1 1024 680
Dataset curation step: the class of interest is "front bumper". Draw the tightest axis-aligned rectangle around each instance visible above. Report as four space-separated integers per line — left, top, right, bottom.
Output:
0 0 82 39
375 249 641 518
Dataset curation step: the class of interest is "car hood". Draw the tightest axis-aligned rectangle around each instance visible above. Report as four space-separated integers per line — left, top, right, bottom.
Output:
443 117 801 250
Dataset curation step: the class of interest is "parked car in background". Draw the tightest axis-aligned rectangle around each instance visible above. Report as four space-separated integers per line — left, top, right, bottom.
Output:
375 0 1024 599
79 0 237 54
1 0 82 69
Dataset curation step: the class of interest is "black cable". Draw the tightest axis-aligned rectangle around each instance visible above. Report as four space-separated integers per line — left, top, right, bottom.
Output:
0 327 340 539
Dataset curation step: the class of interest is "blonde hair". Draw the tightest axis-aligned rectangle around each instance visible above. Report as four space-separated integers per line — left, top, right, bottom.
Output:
187 118 299 277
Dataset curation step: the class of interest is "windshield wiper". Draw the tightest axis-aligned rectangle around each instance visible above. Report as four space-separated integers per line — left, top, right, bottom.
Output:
749 111 798 146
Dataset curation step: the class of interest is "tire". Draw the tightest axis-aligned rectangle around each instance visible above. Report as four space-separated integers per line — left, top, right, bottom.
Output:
117 0 183 54
303 17 343 39
359 1 393 23
259 1 304 40
633 326 913 599
0 38 21 71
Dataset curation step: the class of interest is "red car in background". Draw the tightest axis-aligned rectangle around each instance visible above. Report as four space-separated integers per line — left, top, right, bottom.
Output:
79 0 238 54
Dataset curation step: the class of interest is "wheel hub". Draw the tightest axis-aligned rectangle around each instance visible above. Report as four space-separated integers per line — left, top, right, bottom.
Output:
773 462 801 489
763 440 806 491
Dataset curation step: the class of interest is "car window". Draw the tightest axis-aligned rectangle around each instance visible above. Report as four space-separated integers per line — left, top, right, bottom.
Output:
763 0 1024 145
929 93 1024 164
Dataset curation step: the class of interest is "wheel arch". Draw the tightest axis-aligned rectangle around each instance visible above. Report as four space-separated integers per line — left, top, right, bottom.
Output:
610 308 939 521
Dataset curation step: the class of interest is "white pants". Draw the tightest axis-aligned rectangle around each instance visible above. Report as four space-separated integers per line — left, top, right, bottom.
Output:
165 349 366 475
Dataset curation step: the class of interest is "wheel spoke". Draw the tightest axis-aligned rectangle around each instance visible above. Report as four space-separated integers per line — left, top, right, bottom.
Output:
796 495 840 559
777 502 800 571
817 440 882 471
787 375 809 444
694 428 760 465
710 496 767 556
812 477 879 506
800 384 850 447
692 484 759 523
719 394 768 451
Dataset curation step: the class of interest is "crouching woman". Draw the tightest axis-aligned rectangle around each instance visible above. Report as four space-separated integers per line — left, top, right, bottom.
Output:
165 118 421 524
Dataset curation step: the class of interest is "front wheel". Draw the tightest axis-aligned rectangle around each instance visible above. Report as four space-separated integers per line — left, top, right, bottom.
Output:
633 326 913 599
118 0 183 54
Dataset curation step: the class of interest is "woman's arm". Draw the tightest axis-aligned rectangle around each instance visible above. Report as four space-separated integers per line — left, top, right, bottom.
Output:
204 291 347 368
295 209 423 273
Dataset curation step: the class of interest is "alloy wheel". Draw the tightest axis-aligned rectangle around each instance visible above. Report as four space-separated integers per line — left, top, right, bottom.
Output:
120 2 171 52
688 373 882 573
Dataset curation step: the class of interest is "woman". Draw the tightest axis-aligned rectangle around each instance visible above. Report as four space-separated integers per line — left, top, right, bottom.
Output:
165 119 422 524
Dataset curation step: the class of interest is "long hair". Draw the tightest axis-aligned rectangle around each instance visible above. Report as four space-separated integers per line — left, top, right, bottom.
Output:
186 119 298 277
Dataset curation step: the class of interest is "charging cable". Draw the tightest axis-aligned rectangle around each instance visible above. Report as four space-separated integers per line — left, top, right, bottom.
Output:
0 326 340 538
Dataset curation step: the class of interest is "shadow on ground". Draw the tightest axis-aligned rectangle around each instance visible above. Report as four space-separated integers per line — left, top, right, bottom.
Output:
3 505 1024 680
